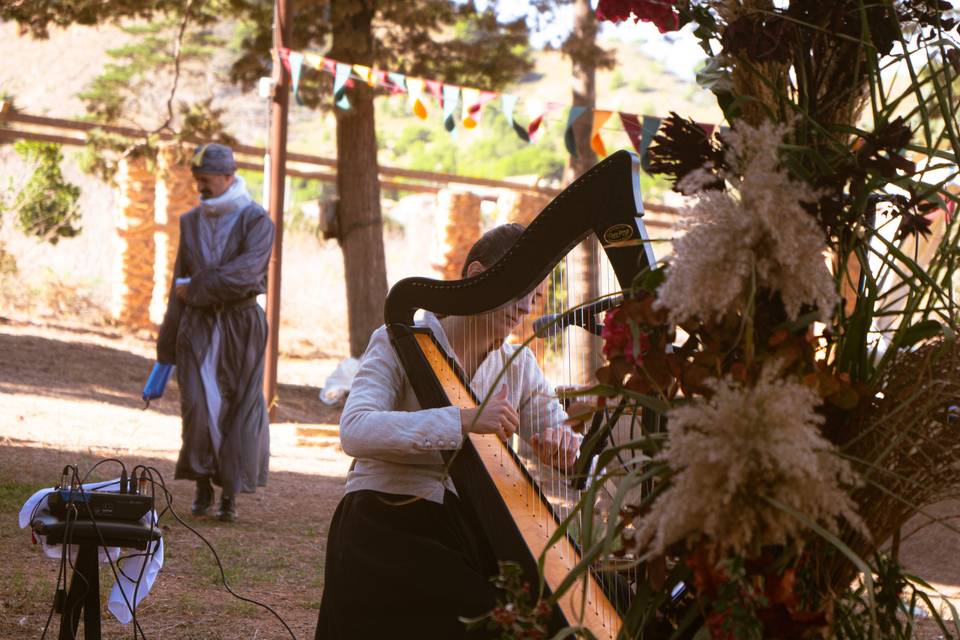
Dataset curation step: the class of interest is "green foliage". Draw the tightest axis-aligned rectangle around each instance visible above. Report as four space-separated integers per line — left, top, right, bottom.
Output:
5 141 81 244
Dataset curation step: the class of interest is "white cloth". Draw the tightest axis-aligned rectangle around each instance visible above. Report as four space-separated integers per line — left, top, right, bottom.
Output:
340 312 575 504
18 478 164 624
320 358 361 405
196 175 253 455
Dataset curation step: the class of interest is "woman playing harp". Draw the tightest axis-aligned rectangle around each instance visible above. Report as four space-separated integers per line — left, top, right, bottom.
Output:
314 223 583 639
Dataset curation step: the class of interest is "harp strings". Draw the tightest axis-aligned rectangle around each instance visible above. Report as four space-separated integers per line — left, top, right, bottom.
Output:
459 235 638 630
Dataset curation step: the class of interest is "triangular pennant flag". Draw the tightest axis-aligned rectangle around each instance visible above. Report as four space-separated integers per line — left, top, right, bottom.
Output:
424 79 444 109
322 57 336 74
639 115 662 171
334 62 352 110
442 85 461 133
387 72 407 95
461 88 481 128
289 51 304 105
619 112 643 154
698 122 716 137
372 69 387 88
407 77 428 119
276 48 291 73
501 94 530 143
590 110 613 157
564 106 588 156
463 90 496 129
525 99 548 140
352 64 374 86
303 52 323 69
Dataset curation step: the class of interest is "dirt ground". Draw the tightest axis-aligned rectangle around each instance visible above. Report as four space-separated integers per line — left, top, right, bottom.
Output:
1 315 959 639
0 315 350 639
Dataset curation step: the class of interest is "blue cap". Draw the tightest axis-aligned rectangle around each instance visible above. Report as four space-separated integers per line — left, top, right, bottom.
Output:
191 143 237 175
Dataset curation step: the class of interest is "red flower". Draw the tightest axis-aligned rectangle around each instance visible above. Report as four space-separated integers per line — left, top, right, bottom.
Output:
601 306 650 365
596 0 680 33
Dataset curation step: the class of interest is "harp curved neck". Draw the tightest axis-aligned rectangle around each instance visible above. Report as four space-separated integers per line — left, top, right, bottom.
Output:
384 150 650 327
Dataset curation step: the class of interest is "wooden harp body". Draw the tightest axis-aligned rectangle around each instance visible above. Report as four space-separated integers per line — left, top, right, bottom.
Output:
384 150 656 638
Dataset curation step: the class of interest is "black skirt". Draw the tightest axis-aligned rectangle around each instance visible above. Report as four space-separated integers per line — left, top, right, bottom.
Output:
315 489 499 640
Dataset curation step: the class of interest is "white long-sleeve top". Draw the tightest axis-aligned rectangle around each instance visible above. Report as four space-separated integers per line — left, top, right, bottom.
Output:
341 312 572 504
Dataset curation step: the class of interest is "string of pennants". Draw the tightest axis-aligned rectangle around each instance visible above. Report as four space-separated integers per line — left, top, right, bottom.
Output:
278 49 721 170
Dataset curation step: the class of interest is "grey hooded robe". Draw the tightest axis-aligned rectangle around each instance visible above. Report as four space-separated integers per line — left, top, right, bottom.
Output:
157 202 275 496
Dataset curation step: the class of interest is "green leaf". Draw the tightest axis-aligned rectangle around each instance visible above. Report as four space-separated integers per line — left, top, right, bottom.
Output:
899 319 948 346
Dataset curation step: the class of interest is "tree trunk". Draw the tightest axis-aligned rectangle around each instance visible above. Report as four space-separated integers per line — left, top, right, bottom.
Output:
567 0 602 381
332 0 388 357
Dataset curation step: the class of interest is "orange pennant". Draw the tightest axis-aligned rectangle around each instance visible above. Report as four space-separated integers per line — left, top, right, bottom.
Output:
590 110 613 157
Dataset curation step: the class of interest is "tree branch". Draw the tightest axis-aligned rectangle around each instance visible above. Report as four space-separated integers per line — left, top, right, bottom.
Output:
153 0 196 136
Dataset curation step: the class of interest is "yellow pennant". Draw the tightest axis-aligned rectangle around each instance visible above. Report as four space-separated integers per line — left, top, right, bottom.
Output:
590 110 613 157
352 64 375 86
303 52 324 69
407 77 428 120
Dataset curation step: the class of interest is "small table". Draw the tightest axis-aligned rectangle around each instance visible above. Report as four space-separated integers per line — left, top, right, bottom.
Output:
31 514 162 640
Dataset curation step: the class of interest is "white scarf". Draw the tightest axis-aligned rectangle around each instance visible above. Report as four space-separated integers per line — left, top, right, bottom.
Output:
200 174 253 217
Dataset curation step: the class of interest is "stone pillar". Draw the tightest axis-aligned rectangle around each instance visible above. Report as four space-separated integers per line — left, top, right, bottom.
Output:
151 144 195 324
111 155 157 329
499 190 549 227
433 189 482 280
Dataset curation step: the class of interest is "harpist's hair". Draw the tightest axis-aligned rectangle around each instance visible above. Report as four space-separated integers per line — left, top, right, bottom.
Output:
461 223 525 277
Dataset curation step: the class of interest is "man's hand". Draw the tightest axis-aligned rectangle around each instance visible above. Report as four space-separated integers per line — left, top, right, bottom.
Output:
175 284 189 301
530 426 580 469
460 385 518 443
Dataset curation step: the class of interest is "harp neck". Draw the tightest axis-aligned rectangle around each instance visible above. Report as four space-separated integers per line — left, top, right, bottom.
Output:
383 150 652 328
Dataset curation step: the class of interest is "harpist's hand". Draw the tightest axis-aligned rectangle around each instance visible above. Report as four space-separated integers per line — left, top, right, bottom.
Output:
530 426 580 469
460 385 518 442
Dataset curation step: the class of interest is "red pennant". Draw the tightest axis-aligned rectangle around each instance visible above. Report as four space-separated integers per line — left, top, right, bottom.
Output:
424 79 444 106
619 113 643 153
276 48 292 73
698 122 716 137
527 114 545 137
322 58 337 74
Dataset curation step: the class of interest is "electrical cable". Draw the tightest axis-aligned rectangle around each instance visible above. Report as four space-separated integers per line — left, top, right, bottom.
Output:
36 460 298 640
138 465 299 640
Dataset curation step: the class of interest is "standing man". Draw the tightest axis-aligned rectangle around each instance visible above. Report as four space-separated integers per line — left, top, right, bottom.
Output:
157 143 274 523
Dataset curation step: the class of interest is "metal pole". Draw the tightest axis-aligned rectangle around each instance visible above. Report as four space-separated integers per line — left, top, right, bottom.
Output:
263 0 291 421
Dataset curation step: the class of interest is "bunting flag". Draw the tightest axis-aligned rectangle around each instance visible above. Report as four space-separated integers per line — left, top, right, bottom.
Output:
442 85 461 133
462 90 497 129
407 77 428 119
424 79 444 106
501 94 530 142
525 99 548 140
619 112 643 154
352 64 375 86
289 51 304 105
285 50 725 163
387 72 407 95
277 47 291 73
590 110 613 157
564 106 588 156
639 115 662 171
333 62 352 110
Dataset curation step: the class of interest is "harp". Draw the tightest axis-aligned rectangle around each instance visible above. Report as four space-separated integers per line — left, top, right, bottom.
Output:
384 150 657 638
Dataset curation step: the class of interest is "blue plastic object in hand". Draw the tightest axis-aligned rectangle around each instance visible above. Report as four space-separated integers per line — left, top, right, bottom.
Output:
142 363 174 408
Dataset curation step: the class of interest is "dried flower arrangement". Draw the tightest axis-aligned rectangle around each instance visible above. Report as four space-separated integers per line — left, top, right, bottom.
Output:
480 1 960 638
